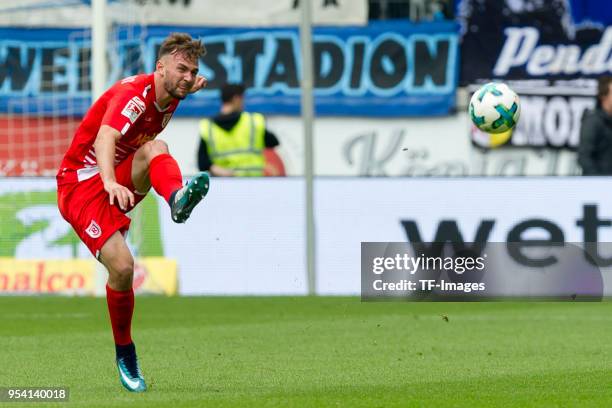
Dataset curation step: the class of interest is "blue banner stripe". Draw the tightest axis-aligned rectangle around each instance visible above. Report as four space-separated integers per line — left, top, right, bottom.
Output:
0 21 459 117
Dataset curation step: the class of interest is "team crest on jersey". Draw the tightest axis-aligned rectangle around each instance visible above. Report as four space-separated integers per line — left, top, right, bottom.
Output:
121 96 146 124
162 113 173 128
85 220 102 239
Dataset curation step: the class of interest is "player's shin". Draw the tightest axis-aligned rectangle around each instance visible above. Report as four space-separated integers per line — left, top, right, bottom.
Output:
105 284 135 346
149 153 184 204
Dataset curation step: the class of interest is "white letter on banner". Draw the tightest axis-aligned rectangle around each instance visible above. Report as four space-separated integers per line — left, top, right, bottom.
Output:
493 27 540 76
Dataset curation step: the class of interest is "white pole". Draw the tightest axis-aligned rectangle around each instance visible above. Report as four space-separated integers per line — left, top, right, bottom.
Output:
91 0 108 101
299 0 316 296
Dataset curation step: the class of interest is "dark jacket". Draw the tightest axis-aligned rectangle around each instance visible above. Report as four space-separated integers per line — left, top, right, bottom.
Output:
578 108 612 175
197 111 279 171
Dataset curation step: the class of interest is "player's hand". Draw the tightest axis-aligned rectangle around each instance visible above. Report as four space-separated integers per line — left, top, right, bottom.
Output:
104 181 135 211
189 75 207 94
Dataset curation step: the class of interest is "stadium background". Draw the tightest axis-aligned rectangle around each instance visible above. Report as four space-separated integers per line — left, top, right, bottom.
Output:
1 0 611 296
1 0 611 295
3 1 612 407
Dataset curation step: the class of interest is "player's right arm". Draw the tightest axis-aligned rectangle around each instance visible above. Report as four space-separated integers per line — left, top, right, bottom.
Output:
96 82 146 209
94 125 135 210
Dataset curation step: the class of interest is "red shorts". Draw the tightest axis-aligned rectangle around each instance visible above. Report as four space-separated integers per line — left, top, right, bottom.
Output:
57 154 148 258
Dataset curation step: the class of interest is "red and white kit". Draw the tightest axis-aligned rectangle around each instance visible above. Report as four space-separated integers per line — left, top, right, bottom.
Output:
57 73 179 257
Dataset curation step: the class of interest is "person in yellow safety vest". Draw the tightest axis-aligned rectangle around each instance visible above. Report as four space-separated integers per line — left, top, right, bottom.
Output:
197 83 281 176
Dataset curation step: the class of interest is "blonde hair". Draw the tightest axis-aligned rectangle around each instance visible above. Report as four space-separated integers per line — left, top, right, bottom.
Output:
158 33 206 61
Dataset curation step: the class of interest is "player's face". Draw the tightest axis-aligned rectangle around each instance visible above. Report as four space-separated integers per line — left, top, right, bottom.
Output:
160 52 199 100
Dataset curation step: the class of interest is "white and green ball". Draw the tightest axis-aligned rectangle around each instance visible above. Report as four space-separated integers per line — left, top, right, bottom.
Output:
469 82 520 134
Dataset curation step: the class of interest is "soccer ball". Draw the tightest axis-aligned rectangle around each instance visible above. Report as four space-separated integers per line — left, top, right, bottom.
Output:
469 82 520 134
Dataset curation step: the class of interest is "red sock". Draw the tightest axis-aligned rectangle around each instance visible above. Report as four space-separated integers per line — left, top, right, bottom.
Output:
106 284 134 346
149 153 183 203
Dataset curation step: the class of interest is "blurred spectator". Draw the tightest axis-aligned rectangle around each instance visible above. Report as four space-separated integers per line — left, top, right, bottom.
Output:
197 83 283 177
368 0 454 21
578 77 612 175
431 0 453 20
431 1 446 20
369 0 410 20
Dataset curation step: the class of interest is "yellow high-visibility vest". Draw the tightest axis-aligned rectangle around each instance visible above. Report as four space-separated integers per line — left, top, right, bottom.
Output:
199 112 266 176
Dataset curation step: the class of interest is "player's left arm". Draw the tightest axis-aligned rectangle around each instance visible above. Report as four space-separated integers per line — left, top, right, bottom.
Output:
188 75 207 94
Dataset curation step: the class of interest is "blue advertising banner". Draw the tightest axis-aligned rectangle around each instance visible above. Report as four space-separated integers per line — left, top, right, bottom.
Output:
457 0 611 149
0 21 459 117
568 0 612 25
458 0 611 84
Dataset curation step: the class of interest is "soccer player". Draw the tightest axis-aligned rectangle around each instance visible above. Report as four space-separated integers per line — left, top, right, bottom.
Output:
56 33 209 392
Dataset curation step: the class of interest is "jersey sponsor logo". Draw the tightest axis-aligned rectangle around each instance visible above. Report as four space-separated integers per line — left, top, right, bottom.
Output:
133 96 146 110
162 113 172 128
121 96 146 124
85 220 102 239
121 76 137 84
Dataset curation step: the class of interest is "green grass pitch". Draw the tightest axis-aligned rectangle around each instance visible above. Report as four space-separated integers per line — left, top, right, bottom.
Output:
1 296 612 407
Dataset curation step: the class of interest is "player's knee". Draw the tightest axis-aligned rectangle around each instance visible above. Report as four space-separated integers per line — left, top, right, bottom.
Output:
110 257 134 282
143 140 169 161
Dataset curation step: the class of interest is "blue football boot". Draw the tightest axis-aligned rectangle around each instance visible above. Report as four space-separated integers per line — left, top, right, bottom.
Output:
116 350 147 393
170 172 210 223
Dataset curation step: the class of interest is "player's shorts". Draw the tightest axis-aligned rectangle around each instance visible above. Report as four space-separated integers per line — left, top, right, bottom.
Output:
57 153 148 259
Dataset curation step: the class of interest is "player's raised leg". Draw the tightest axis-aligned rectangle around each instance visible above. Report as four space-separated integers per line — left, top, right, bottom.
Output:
131 139 210 223
99 232 146 393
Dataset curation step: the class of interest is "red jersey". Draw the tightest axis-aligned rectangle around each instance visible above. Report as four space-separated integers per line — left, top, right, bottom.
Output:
57 73 179 185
